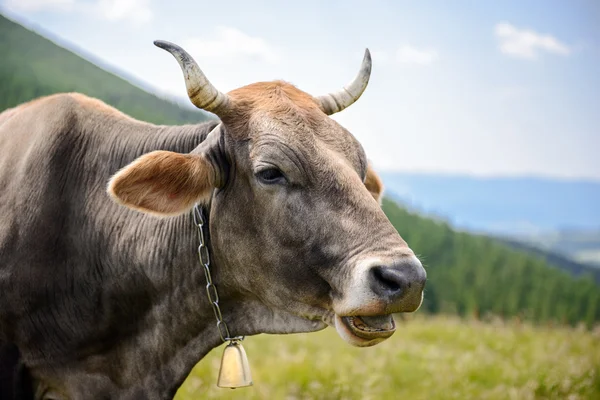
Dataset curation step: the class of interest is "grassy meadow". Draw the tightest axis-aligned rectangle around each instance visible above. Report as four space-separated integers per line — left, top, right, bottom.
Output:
175 315 600 400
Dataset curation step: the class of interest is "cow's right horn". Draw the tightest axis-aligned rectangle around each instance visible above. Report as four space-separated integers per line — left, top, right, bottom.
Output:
154 40 231 115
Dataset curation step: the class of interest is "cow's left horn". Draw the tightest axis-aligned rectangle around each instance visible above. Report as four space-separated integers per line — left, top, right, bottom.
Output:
154 40 231 115
316 49 372 115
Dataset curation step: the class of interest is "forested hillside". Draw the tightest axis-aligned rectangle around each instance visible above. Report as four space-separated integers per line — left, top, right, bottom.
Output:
0 14 211 125
383 199 600 327
2 12 599 328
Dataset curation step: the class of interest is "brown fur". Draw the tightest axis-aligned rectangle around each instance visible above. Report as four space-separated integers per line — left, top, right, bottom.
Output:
108 151 214 216
224 81 323 135
228 81 321 113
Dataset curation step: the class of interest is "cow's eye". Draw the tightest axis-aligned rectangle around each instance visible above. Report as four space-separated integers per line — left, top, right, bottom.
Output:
256 168 286 184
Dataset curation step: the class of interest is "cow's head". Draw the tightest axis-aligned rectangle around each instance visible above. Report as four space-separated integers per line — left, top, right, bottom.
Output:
108 41 426 347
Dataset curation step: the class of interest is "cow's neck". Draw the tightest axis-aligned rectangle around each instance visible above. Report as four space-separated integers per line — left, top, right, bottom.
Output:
126 206 223 398
110 202 319 398
99 208 228 396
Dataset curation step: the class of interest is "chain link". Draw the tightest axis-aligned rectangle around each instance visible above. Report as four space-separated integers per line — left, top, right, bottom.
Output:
193 204 243 343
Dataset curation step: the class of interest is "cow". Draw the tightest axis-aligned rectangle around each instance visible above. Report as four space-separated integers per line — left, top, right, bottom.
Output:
0 41 426 399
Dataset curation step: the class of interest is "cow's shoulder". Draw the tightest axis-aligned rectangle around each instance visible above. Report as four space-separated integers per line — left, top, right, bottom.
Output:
0 93 132 136
0 94 80 174
62 93 134 121
0 93 123 243
0 94 78 147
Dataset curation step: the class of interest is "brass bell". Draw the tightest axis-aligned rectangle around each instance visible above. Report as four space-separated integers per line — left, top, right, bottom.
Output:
217 340 253 388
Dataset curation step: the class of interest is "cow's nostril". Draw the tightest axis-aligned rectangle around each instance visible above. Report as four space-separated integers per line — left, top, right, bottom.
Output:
370 266 407 297
366 257 426 312
372 267 401 291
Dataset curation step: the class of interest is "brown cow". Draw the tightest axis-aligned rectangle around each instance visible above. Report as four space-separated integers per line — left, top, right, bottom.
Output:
0 41 426 399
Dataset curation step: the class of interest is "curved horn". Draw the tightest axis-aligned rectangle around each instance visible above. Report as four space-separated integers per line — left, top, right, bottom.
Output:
154 40 231 115
317 49 372 115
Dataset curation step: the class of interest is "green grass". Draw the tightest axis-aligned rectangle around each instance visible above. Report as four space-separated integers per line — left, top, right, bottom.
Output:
176 315 600 400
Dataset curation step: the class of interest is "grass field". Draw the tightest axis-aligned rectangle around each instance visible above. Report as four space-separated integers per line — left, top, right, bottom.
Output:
175 315 600 399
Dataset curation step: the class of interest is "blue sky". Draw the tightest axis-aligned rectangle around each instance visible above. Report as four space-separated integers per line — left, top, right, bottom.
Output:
2 0 599 180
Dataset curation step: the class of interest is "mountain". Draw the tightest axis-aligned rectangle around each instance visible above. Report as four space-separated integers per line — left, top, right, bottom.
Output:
0 13 211 125
381 172 600 265
2 13 599 327
380 172 600 235
506 229 600 267
495 237 600 283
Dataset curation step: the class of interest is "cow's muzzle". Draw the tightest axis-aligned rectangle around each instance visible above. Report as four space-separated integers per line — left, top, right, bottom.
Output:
332 255 426 347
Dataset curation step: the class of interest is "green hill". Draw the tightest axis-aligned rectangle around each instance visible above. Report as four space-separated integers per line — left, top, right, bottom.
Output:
0 13 211 124
1 12 599 327
383 199 600 327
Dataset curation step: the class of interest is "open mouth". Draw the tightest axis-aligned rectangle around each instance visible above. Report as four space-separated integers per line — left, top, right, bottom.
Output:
334 314 396 347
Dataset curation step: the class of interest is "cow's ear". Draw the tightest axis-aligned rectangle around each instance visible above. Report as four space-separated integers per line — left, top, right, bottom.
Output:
107 151 215 217
364 162 384 205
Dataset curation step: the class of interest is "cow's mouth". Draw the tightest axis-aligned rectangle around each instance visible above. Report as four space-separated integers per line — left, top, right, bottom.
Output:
334 314 396 347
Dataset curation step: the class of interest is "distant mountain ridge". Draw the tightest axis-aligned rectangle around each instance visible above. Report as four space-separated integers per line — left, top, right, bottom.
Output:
494 236 600 283
381 172 600 267
380 172 600 235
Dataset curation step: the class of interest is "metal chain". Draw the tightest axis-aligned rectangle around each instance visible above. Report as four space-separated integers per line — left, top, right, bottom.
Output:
193 204 244 343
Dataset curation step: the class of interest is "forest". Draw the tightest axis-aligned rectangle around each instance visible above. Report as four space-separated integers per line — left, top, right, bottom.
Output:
383 199 599 327
1 12 599 329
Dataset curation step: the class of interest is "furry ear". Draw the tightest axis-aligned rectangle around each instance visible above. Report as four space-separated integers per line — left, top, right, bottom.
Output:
364 162 384 204
107 151 215 216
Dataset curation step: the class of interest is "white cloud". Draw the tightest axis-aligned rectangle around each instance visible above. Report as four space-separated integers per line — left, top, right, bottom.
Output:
396 44 438 66
495 22 571 59
183 27 279 64
94 0 153 25
3 0 74 12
